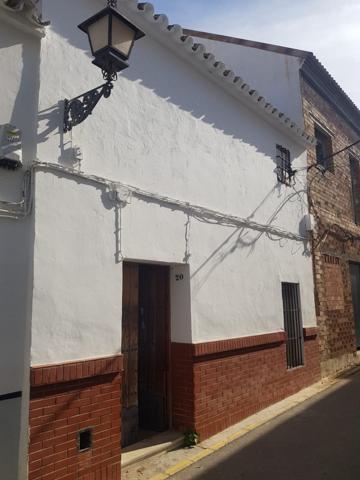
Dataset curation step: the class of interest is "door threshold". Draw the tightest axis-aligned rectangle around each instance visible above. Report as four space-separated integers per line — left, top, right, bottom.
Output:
121 430 183 468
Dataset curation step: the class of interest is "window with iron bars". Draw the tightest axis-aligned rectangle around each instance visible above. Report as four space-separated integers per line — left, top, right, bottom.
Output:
276 145 294 185
281 283 304 369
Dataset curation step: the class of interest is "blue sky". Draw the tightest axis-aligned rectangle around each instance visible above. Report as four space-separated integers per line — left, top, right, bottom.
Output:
150 0 360 107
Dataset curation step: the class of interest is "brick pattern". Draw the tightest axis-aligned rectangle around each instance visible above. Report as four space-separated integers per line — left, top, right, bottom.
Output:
192 331 286 357
171 343 194 432
303 327 318 339
29 356 123 480
302 78 360 374
171 333 320 441
31 356 123 387
323 255 345 311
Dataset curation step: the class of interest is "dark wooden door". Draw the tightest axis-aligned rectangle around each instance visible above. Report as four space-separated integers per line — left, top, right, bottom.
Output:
350 263 360 348
121 263 139 447
138 264 170 432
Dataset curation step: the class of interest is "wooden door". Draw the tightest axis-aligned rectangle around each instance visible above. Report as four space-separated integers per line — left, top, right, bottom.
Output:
138 264 170 432
121 263 139 447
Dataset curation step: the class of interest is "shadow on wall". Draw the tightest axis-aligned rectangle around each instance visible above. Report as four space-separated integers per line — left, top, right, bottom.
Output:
34 167 125 263
0 24 40 480
43 0 100 54
31 0 100 166
189 183 310 295
122 38 278 157
0 27 41 163
0 23 41 199
46 0 304 164
43 0 310 283
37 165 310 296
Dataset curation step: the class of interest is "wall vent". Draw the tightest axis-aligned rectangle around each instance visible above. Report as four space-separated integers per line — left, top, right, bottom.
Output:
78 428 93 452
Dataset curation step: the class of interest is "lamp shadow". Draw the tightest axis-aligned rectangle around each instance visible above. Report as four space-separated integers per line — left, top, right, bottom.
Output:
46 0 304 162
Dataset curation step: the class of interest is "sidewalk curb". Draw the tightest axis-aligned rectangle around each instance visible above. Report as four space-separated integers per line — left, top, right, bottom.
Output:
146 370 357 480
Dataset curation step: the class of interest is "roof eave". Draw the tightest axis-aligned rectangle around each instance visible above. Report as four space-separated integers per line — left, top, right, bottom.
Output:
301 54 360 137
118 0 315 146
183 28 310 59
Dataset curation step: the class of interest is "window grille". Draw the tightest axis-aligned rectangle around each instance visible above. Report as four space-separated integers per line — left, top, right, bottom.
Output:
315 125 333 171
276 145 294 185
350 155 360 225
281 283 304 369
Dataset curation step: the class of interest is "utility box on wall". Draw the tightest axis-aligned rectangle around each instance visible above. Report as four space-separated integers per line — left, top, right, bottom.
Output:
0 124 23 170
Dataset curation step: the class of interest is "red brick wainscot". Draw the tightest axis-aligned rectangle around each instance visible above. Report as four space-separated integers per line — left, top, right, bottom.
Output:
29 355 123 480
171 329 320 441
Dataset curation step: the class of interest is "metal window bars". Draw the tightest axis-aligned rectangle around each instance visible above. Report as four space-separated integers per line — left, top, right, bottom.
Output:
276 145 294 186
281 283 304 369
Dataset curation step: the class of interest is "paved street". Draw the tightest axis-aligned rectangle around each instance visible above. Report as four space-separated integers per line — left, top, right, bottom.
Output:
172 369 360 480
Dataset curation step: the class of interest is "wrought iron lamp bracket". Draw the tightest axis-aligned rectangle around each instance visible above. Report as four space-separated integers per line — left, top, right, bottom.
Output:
63 81 114 133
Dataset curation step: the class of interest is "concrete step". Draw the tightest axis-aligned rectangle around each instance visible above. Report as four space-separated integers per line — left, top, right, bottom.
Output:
121 430 184 468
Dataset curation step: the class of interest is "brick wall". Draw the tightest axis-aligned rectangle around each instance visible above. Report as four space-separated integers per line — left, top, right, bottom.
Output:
302 78 360 375
171 343 194 432
29 356 123 480
171 331 320 441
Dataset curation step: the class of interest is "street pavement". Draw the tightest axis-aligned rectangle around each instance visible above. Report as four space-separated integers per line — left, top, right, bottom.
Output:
172 369 360 480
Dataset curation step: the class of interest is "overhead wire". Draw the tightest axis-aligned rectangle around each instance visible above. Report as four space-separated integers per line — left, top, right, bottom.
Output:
296 137 360 248
0 169 32 219
31 161 308 242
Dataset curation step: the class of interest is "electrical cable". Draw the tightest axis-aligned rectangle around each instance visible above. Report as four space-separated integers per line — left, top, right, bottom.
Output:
31 161 309 242
0 169 32 219
303 137 360 249
293 138 360 178
0 161 312 244
318 138 360 165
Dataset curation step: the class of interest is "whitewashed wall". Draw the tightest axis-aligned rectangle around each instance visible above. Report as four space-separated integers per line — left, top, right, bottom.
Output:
30 0 316 366
0 14 40 480
191 36 305 127
0 18 38 395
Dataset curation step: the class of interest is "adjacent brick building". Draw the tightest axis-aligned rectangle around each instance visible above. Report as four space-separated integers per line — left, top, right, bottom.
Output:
301 56 360 376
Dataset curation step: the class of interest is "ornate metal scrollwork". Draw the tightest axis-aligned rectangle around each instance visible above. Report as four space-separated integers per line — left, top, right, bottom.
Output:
63 82 114 133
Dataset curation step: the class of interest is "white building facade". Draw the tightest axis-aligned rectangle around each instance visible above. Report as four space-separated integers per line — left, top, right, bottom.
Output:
0 1 320 479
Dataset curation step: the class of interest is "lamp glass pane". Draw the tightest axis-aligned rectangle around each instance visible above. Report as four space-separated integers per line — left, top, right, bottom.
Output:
111 16 136 58
88 15 109 54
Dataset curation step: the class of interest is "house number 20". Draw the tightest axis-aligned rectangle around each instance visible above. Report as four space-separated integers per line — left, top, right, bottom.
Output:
175 274 184 281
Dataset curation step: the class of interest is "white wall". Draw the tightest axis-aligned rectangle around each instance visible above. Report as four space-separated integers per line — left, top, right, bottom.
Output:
191 36 304 127
0 16 40 480
30 0 316 366
31 172 123 365
0 18 38 394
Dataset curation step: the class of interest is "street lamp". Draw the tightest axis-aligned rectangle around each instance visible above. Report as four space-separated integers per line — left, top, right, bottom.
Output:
64 0 144 132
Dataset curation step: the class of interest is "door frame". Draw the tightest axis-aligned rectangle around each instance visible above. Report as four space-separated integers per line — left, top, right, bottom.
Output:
122 260 172 442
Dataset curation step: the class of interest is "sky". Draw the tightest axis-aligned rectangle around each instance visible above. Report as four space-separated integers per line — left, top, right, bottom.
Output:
151 0 360 108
